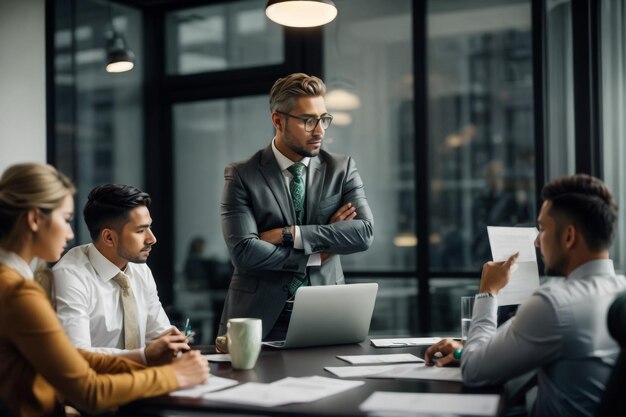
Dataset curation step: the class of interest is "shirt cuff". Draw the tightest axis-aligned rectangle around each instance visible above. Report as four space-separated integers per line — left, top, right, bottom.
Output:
294 226 303 249
307 253 322 267
139 347 148 365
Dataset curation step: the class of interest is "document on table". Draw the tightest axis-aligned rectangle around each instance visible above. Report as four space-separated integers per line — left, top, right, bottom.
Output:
337 353 423 365
202 353 231 362
325 363 419 378
368 363 462 382
487 226 540 305
370 337 441 347
360 391 500 416
169 375 238 398
202 376 363 407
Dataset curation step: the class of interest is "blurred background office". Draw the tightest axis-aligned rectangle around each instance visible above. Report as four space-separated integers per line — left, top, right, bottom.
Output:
1 0 625 343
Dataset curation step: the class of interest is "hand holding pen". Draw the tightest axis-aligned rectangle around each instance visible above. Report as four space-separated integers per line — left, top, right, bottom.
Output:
144 326 191 366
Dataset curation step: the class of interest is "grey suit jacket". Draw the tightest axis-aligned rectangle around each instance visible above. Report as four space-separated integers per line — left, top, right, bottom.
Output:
218 144 374 338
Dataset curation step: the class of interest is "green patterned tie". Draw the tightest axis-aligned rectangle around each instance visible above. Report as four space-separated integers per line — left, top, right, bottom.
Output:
287 163 307 295
288 163 305 224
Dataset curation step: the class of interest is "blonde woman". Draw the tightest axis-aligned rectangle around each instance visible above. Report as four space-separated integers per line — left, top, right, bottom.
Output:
0 163 208 417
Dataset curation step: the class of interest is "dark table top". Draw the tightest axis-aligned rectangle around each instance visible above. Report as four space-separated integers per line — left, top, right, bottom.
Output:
119 342 505 417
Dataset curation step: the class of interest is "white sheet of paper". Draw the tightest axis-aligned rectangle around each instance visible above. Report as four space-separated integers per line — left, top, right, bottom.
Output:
487 226 538 262
271 376 364 402
325 363 418 378
487 226 540 306
337 353 423 365
369 363 462 382
360 391 500 416
202 353 231 362
203 382 297 407
370 337 441 347
203 376 363 407
169 375 238 398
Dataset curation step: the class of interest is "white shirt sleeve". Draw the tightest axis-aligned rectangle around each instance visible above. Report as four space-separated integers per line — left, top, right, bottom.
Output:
143 268 172 340
461 294 562 386
294 226 322 266
53 267 97 350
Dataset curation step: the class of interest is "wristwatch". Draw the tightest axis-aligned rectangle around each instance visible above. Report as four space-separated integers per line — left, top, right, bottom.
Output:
281 226 294 247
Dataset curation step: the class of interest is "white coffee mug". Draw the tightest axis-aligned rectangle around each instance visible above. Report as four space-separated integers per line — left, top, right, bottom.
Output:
227 318 262 370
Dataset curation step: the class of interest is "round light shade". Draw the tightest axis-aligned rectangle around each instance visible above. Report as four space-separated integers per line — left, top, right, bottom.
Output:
325 89 361 110
106 32 135 73
266 0 337 28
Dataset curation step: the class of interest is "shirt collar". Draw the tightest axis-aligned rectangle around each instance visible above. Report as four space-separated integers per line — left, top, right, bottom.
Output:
87 243 126 281
0 247 34 279
271 137 311 172
568 259 615 281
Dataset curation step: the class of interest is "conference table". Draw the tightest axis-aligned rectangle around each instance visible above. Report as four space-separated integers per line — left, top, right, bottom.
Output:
119 341 506 416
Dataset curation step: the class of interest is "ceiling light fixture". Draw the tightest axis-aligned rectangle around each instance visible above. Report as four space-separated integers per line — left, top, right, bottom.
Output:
265 0 337 28
106 4 135 73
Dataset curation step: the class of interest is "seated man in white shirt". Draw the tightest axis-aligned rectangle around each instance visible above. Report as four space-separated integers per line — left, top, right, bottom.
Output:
53 184 188 365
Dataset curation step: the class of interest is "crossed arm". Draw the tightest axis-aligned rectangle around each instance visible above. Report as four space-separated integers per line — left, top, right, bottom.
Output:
221 158 374 273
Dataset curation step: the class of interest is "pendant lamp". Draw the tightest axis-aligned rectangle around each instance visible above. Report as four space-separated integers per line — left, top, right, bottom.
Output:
265 0 337 28
106 4 135 73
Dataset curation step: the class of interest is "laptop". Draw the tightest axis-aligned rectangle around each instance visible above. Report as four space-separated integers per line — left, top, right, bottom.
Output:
263 283 378 349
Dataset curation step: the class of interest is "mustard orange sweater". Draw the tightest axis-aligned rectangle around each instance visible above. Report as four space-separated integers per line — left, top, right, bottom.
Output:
0 265 179 417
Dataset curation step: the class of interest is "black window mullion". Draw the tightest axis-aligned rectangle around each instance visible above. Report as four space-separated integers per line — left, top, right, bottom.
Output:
413 0 430 334
571 0 602 177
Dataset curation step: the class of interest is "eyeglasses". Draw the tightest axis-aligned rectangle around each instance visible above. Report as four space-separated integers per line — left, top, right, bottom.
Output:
276 111 333 132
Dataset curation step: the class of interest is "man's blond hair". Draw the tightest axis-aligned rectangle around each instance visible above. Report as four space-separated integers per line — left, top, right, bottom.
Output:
269 73 326 112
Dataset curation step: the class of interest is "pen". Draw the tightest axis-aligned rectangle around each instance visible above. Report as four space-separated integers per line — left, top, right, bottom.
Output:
184 318 191 337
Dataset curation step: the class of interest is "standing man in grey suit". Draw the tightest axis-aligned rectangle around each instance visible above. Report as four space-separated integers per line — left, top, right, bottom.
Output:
218 73 374 341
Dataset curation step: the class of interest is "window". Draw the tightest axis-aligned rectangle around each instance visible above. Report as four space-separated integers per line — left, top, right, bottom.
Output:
600 0 626 271
165 0 284 75
427 0 536 271
53 0 144 243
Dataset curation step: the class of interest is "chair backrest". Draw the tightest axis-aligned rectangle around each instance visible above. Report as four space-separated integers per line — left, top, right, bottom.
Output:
595 290 626 417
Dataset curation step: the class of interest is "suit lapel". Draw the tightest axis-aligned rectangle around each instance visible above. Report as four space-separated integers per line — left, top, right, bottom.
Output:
305 154 325 225
259 144 295 224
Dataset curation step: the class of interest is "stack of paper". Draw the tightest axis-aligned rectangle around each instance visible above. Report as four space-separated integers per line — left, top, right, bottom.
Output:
369 363 462 382
360 391 500 416
203 376 364 407
370 337 441 347
337 353 422 365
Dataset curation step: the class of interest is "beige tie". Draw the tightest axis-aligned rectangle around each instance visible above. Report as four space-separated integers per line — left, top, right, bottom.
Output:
111 272 140 350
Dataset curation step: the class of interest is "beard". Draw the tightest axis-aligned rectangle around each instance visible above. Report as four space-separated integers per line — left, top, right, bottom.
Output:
543 253 567 276
117 245 151 264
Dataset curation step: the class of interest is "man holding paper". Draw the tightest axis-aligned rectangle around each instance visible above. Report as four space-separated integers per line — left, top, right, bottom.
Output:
425 174 626 417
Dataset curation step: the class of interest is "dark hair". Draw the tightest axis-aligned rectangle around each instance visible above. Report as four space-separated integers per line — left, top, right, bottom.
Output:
542 174 618 251
83 184 151 240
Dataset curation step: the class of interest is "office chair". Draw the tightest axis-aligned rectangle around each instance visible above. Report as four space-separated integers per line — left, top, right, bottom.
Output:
595 290 626 417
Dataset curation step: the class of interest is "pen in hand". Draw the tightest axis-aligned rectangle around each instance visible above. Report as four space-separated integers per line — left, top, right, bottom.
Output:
184 318 192 337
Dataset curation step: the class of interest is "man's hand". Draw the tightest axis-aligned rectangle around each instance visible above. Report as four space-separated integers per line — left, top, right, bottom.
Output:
259 227 286 245
479 252 519 294
145 328 190 366
424 338 464 367
329 203 356 224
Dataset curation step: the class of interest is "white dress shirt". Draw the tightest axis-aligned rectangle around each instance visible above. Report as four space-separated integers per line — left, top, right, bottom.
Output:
271 138 321 266
53 244 171 355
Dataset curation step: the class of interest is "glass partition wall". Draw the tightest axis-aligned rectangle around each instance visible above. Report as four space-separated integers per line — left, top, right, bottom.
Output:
51 0 576 342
